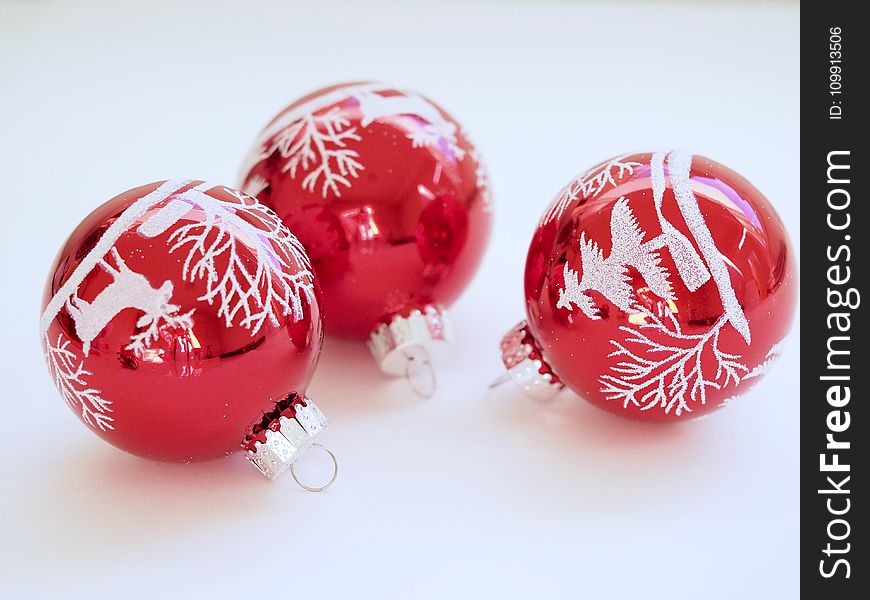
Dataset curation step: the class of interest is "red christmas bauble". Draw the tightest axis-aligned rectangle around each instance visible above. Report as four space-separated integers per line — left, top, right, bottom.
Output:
500 151 797 421
40 180 325 462
238 82 492 374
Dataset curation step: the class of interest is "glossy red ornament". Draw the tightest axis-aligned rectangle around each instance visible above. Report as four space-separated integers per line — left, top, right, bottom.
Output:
40 180 326 464
238 82 492 375
499 150 796 421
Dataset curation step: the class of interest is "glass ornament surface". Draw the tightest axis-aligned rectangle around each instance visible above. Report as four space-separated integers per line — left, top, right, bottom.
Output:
506 150 796 421
40 180 323 461
238 82 492 363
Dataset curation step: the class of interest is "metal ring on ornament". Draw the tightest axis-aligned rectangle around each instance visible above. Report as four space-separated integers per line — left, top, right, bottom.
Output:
290 443 339 492
403 345 436 399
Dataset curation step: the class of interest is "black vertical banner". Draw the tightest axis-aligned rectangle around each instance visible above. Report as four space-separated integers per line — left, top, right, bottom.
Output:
802 4 867 597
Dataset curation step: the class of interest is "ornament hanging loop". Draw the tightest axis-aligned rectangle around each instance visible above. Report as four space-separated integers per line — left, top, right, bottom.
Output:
488 372 511 389
290 443 339 492
404 345 436 399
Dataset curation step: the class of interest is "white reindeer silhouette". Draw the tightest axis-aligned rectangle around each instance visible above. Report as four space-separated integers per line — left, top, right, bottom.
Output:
65 248 193 356
352 89 452 130
351 90 464 158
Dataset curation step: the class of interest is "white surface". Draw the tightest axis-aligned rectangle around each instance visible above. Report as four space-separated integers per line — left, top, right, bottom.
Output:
0 1 799 598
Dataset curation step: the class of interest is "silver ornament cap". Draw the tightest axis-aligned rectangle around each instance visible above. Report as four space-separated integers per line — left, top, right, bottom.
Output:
499 321 564 401
243 394 330 482
367 304 452 376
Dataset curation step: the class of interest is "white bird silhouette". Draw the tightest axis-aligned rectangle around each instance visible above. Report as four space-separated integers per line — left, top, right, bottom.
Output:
557 197 677 318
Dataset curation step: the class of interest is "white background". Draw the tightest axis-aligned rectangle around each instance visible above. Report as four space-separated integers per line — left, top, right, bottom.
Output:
0 1 799 598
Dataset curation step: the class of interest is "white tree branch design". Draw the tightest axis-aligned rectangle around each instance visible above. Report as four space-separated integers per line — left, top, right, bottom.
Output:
599 309 748 416
240 83 472 200
125 302 195 357
742 340 785 381
39 181 192 433
44 333 114 431
406 125 466 159
40 181 317 433
242 174 269 198
166 186 315 335
266 107 363 198
554 151 757 416
543 155 644 224
468 140 492 213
